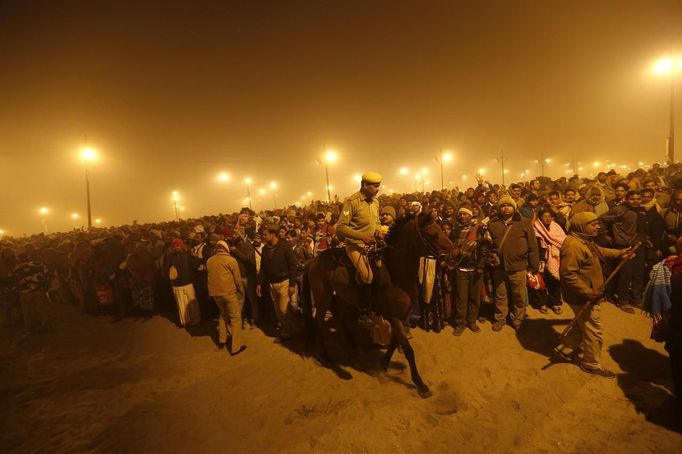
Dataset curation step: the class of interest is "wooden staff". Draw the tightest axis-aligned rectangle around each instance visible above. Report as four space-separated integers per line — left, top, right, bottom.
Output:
554 242 641 349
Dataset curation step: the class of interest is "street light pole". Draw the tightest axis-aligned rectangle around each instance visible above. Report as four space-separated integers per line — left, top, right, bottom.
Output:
440 148 445 190
80 136 95 230
171 191 180 221
85 160 92 229
669 83 676 164
244 178 253 210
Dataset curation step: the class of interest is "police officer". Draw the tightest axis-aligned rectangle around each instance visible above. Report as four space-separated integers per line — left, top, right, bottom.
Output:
336 171 381 326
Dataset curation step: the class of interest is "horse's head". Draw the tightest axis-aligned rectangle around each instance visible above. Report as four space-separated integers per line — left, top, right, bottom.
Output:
414 213 454 265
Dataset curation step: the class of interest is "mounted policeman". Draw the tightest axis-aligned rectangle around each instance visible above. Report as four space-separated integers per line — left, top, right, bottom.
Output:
335 171 382 327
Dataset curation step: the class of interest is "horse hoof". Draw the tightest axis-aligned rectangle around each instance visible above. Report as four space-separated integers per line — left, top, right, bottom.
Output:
314 359 330 369
417 386 432 399
337 369 353 380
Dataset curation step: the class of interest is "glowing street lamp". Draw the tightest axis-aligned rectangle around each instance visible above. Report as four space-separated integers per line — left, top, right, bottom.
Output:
536 155 551 178
415 173 425 192
652 56 682 163
38 207 49 233
437 149 453 190
95 218 102 226
80 145 97 229
172 191 180 220
0 229 4 237
71 212 80 230
217 171 230 182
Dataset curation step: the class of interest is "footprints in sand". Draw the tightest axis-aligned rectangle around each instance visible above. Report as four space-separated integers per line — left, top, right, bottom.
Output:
284 399 352 425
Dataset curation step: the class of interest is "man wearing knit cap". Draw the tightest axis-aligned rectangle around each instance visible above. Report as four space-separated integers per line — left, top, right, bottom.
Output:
380 205 396 228
207 240 247 356
560 212 631 377
451 206 490 336
336 171 382 327
487 194 540 331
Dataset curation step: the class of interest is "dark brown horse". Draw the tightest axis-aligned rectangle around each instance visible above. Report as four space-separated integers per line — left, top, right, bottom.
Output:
302 213 454 397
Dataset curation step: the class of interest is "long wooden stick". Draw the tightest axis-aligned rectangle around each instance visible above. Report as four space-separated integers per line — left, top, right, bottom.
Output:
555 242 641 346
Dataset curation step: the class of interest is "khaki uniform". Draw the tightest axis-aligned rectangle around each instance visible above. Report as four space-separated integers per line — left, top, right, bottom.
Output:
335 191 379 284
559 235 621 367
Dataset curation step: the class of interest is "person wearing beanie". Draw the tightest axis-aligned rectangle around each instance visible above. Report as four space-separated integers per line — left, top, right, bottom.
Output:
487 194 539 332
559 211 631 378
496 195 517 210
571 185 609 217
380 205 396 228
207 239 247 356
451 205 491 336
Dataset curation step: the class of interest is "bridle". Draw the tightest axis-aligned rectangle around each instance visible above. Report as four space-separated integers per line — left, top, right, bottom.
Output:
413 214 452 262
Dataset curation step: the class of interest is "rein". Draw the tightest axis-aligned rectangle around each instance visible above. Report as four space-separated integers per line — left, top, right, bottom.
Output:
413 214 449 261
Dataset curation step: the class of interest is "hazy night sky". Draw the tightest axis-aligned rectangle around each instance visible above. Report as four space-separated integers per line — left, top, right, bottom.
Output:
1 0 681 235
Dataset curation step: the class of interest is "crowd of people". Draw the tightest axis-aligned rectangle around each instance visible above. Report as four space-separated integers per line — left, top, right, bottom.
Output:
1 162 681 391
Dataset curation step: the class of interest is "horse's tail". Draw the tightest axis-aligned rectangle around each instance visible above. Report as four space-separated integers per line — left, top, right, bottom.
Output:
301 264 315 345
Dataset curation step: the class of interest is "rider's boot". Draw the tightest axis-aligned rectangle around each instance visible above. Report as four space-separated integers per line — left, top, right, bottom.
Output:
357 284 375 329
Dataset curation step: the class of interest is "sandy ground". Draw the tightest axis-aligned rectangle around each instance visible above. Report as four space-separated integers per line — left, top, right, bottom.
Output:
1 300 681 454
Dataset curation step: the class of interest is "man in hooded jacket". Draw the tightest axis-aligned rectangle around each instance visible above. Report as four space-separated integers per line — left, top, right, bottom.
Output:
560 212 631 378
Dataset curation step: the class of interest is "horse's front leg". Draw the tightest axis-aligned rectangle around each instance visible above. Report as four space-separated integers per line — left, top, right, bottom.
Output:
381 338 397 371
389 318 431 398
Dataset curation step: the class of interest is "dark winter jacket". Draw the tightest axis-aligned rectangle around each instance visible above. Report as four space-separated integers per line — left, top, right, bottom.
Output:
487 213 540 273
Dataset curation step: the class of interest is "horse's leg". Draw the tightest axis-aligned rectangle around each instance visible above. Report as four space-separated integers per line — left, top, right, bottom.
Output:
390 317 431 398
312 291 332 363
339 307 360 353
381 338 397 371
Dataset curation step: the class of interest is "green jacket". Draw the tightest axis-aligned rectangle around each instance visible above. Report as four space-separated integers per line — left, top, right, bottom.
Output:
559 235 621 304
335 191 379 246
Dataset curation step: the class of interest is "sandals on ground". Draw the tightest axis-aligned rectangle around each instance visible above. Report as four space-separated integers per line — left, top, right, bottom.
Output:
550 305 563 315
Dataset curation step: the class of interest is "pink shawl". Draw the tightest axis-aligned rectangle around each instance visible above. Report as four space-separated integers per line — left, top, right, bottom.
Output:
533 219 566 280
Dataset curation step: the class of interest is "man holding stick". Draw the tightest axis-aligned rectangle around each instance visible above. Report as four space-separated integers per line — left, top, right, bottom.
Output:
559 212 634 378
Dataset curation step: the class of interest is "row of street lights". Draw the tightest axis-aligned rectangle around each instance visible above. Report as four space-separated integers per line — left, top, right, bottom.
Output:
36 206 101 233
40 56 680 234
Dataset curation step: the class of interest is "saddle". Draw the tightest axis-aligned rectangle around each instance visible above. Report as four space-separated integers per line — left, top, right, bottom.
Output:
327 246 386 287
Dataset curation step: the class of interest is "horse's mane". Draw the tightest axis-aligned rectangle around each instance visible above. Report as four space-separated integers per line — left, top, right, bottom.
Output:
385 215 414 246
